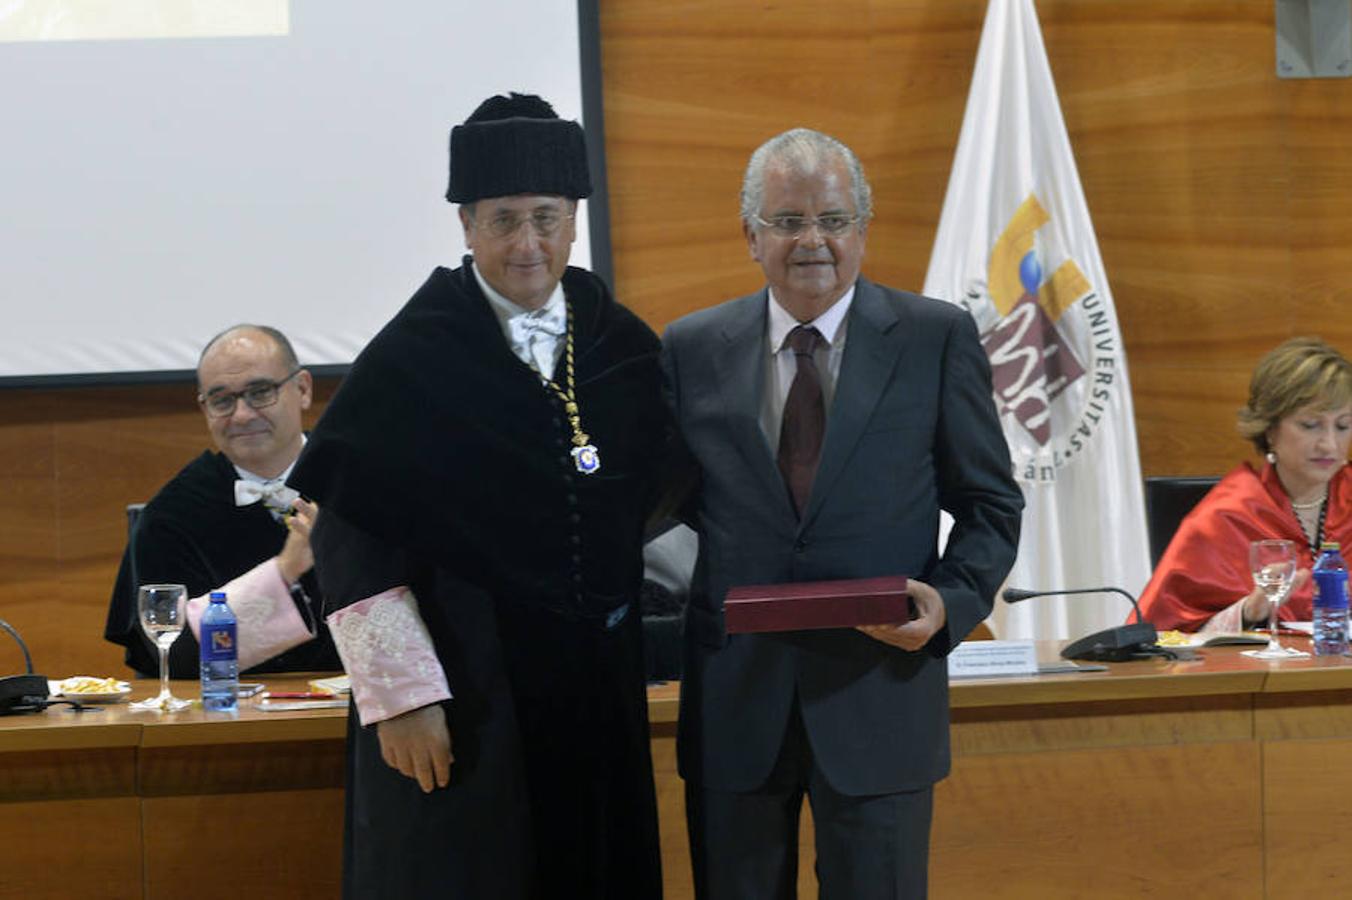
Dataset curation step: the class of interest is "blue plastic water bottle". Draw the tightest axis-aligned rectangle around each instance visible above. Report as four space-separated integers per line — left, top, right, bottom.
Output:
1312 542 1349 657
200 591 239 711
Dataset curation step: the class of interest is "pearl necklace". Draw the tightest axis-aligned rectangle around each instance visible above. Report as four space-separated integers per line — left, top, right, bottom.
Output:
1292 496 1328 555
1291 492 1328 510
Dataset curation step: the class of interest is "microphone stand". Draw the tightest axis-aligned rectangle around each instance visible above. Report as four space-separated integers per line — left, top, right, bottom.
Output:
0 616 51 713
1002 587 1161 662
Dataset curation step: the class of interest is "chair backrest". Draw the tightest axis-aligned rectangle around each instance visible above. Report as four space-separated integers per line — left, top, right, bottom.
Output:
1144 476 1220 568
126 502 146 537
122 502 148 600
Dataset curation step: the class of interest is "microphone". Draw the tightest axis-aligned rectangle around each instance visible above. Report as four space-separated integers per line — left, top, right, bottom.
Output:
1002 586 1159 662
0 616 50 713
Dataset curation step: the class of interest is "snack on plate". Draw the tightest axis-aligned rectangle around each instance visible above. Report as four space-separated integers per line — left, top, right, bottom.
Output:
60 675 127 694
1155 630 1190 647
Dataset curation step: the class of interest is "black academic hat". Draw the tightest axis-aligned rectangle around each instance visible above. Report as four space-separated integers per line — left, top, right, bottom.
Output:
445 92 592 203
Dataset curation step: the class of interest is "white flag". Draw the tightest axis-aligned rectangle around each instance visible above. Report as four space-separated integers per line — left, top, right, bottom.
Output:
923 0 1151 640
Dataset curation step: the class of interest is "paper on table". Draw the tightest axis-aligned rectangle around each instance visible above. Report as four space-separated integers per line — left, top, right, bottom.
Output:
308 674 351 695
948 640 1037 678
256 698 349 712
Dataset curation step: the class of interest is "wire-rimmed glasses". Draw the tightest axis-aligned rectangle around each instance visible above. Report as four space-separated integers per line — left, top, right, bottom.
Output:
750 213 864 238
198 369 302 418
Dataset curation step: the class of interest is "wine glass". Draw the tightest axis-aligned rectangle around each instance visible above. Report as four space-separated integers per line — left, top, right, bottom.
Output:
1246 540 1308 659
129 584 193 711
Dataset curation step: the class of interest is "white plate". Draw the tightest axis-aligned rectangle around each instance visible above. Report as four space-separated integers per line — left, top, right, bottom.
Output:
50 680 133 703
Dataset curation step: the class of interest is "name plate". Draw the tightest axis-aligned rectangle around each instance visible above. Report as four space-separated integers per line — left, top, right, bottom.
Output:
947 639 1038 679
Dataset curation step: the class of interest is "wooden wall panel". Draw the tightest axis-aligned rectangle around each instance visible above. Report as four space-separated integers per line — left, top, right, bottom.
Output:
142 788 344 900
1288 77 1352 352
0 381 338 678
1263 738 1352 896
0 390 64 679
600 0 1331 482
2 1 1351 675
932 741 1263 898
0 746 136 802
0 797 142 900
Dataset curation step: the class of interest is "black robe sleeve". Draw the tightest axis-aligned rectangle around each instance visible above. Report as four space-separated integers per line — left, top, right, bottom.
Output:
105 451 342 678
107 509 223 677
309 512 412 614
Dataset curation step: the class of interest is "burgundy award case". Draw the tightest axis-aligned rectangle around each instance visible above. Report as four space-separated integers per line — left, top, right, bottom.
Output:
723 575 912 633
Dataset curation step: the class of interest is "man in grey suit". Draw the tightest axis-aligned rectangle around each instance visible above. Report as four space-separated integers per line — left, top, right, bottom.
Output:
661 128 1024 899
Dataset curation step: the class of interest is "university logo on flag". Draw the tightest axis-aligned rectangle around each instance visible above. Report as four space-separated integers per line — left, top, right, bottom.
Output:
925 0 1152 634
962 193 1126 486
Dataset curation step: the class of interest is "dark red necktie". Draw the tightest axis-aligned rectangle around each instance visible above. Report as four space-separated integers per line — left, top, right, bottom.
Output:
777 325 825 518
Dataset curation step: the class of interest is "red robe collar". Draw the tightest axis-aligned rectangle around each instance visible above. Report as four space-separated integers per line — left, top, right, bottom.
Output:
1138 461 1352 631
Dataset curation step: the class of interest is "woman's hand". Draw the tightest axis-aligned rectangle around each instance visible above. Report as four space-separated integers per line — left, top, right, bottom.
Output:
1241 567 1311 626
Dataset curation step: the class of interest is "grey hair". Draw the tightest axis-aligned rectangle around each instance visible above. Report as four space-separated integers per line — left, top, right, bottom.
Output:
739 128 873 224
198 324 300 372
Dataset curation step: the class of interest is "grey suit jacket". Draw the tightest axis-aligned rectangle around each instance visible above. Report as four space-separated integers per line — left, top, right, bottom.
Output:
661 277 1023 796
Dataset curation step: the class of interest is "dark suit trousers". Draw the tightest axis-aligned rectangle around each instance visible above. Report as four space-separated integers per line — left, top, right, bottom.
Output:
685 699 933 900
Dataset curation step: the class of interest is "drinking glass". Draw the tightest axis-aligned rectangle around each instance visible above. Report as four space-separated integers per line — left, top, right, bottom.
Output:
1247 539 1308 659
129 584 193 711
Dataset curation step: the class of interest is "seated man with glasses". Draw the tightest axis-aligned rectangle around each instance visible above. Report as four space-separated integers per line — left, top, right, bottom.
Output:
104 324 341 678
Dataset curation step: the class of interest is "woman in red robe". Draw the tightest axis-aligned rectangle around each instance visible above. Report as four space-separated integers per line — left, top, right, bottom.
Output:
1139 338 1352 632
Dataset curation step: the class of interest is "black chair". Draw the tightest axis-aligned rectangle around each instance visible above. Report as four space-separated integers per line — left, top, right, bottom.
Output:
1144 476 1220 568
125 502 146 536
640 519 695 682
123 503 147 612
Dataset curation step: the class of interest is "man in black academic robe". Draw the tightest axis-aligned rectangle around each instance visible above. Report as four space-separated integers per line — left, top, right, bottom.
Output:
290 93 665 899
105 325 341 677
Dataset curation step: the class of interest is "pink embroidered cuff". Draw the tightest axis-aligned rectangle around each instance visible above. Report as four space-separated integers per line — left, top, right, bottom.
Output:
326 587 451 726
1201 596 1247 635
186 558 315 669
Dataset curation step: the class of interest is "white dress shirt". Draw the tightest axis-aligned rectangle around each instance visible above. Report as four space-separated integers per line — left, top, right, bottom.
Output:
759 286 855 449
234 435 306 519
473 261 566 380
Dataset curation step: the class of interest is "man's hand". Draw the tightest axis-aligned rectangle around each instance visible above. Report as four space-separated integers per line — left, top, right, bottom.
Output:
376 704 454 793
276 498 319 583
1241 567 1311 626
856 578 947 651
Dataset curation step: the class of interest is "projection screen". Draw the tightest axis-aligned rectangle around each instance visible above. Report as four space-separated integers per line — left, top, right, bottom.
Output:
0 0 605 384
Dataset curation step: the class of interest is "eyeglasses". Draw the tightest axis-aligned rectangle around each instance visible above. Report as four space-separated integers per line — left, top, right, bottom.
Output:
751 213 863 238
199 369 302 418
473 210 575 239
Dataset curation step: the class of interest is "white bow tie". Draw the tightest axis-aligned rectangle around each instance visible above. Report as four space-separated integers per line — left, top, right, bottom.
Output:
234 479 299 512
507 305 567 349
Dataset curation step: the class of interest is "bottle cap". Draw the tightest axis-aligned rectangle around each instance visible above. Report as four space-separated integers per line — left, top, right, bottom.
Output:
209 591 227 600
1320 542 1341 551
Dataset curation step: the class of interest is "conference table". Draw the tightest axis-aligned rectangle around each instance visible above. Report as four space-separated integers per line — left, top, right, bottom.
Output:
3 641 1350 899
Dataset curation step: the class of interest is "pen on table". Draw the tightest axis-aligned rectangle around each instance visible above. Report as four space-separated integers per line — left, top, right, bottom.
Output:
260 691 336 700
